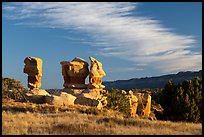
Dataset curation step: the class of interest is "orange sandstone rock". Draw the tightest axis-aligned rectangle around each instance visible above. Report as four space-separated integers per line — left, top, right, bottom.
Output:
24 56 43 89
88 57 106 89
60 57 89 89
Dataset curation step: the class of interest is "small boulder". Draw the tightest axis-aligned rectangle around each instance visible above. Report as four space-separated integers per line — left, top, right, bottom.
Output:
74 95 103 109
23 89 50 104
44 92 76 106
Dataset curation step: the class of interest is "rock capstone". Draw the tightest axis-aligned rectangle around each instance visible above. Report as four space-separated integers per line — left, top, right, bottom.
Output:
60 57 89 89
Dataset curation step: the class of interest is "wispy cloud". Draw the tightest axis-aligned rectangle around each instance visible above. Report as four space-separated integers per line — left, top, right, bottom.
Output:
107 67 144 73
3 2 201 73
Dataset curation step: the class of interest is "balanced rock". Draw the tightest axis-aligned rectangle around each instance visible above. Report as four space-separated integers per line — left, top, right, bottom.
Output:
60 57 89 89
88 57 106 89
24 56 43 89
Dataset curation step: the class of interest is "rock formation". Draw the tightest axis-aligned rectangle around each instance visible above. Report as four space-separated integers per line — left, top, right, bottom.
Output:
59 57 107 109
45 92 76 106
135 92 152 118
60 57 89 89
88 57 106 89
24 56 43 89
142 94 151 118
23 89 50 104
74 95 103 109
23 56 52 103
21 56 156 118
128 90 139 117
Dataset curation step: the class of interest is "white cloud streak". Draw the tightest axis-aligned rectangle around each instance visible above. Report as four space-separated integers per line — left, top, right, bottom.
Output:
3 2 202 73
107 67 144 73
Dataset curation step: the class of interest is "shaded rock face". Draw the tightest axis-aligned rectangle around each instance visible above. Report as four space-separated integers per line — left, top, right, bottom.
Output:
74 95 103 109
22 89 50 104
24 57 43 90
88 57 106 89
60 57 89 89
135 92 152 118
62 88 85 96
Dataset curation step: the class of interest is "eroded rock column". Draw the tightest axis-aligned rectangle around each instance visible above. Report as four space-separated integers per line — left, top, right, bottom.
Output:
88 56 106 89
24 56 43 90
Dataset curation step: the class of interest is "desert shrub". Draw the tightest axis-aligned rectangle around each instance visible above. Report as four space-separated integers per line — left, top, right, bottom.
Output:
2 77 26 101
102 88 131 116
159 77 202 123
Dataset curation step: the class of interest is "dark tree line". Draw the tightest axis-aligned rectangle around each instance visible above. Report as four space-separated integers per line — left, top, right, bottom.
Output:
158 76 202 123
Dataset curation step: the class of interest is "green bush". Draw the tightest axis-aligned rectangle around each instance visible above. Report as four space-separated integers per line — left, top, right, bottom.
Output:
2 77 26 101
159 77 202 123
102 89 131 116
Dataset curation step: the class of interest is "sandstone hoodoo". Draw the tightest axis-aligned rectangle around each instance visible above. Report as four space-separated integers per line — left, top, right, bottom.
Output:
23 56 51 103
60 57 106 109
24 56 43 90
22 56 153 119
88 56 106 89
60 57 89 89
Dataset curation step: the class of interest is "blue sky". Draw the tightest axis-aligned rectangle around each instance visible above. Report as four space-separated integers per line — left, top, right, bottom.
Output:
2 2 202 89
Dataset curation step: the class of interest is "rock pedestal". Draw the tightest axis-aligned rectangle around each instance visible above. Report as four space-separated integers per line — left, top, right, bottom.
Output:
60 57 89 89
24 57 43 90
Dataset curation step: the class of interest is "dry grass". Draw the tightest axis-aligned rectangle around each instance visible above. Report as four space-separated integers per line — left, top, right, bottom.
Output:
2 98 202 135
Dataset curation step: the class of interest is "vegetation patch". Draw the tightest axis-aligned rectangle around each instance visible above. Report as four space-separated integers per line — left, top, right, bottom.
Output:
158 77 202 123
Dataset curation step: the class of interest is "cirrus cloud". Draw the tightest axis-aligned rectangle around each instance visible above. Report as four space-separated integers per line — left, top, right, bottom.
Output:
3 2 202 73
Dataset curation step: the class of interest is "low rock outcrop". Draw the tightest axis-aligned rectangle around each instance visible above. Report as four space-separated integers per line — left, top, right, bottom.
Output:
22 89 50 104
74 95 103 109
44 92 76 106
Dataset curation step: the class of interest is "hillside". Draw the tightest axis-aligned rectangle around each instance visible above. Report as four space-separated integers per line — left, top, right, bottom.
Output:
103 70 202 90
2 98 202 135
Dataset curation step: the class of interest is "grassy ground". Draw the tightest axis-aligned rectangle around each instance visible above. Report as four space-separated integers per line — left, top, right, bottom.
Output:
2 98 202 135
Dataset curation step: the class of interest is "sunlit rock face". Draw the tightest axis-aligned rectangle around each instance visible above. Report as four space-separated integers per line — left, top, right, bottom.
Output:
45 92 77 106
60 57 89 89
88 56 106 89
24 56 43 90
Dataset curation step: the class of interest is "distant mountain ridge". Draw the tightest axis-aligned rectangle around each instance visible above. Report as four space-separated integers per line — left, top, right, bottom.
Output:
103 70 202 90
